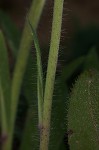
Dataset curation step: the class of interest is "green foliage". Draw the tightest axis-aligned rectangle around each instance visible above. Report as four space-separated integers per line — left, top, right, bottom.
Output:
68 70 99 150
0 0 99 150
28 22 44 125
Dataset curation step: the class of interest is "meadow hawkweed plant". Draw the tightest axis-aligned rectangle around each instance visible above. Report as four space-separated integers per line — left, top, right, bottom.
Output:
1 0 99 150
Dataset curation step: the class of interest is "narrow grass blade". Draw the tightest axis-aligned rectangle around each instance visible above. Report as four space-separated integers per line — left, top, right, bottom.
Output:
68 70 99 150
28 21 43 125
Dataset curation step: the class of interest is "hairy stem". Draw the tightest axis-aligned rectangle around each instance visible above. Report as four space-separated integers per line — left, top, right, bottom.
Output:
4 0 46 150
40 0 64 149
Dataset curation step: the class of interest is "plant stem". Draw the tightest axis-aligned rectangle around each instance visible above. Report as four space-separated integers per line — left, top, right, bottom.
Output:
40 0 64 149
4 0 46 150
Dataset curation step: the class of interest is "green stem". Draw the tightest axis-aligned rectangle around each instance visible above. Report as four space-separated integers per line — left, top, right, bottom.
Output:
4 0 46 150
40 0 64 149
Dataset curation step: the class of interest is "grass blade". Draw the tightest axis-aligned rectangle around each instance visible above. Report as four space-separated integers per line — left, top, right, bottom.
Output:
28 21 43 125
20 22 44 150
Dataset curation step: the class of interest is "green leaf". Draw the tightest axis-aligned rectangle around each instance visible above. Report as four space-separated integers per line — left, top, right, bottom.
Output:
48 57 85 150
20 22 44 150
0 10 21 57
68 69 99 150
28 22 43 125
20 24 44 147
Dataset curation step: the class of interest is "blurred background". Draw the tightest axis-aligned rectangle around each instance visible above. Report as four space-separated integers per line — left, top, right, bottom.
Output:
0 0 99 64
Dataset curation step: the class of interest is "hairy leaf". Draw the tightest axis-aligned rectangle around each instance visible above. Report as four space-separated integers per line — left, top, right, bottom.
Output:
68 70 99 150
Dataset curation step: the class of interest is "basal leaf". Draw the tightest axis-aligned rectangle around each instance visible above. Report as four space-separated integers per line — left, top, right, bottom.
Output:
68 69 99 150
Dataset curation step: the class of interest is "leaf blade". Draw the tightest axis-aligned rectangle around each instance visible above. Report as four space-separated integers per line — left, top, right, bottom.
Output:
68 70 99 150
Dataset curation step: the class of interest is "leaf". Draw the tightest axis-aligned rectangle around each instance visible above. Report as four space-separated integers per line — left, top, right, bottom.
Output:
28 21 43 124
16 24 43 150
48 56 85 150
68 69 99 150
20 23 44 148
